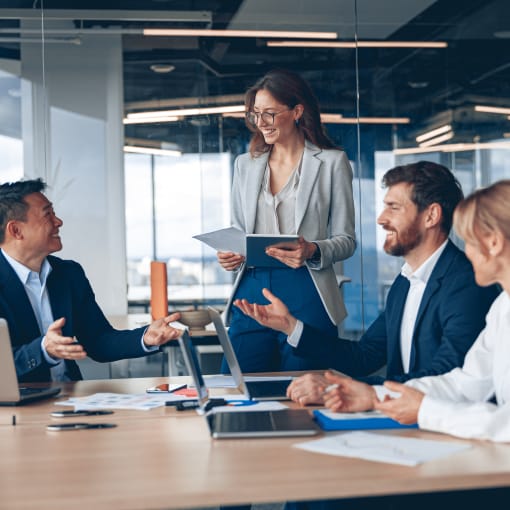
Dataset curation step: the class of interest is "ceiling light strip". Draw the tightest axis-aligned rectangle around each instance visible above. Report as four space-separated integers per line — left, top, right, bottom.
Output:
127 105 245 120
416 124 452 143
267 40 447 48
394 141 510 155
418 131 454 147
144 29 337 39
325 117 410 124
123 116 180 125
124 146 182 157
474 105 510 115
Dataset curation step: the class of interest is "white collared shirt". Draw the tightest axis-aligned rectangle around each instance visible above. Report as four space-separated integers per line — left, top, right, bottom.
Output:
254 154 303 235
399 240 447 371
2 249 68 381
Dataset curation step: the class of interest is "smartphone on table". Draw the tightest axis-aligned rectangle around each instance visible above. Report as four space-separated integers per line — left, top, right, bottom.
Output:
146 383 187 393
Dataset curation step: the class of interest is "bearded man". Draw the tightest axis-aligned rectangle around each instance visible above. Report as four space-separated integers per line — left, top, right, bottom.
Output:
234 161 499 405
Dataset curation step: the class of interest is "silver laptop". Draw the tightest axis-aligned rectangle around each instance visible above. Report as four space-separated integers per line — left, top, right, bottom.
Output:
207 307 292 401
178 330 320 439
0 319 61 406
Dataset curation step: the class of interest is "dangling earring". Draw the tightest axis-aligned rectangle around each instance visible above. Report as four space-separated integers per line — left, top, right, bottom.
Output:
295 118 300 127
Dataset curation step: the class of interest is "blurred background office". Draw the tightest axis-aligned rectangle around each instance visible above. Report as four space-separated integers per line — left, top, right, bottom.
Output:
1 0 509 378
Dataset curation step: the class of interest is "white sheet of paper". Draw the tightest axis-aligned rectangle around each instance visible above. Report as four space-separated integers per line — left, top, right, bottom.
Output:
294 431 471 466
192 226 246 255
55 392 195 411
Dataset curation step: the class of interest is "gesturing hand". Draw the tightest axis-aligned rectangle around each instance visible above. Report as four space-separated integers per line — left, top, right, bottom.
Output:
234 288 297 335
143 312 183 347
43 317 87 360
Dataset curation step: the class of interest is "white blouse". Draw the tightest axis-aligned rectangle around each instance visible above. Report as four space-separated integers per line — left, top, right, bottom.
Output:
407 290 510 442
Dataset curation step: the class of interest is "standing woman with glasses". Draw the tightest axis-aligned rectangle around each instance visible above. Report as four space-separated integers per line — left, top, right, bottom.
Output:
218 68 356 373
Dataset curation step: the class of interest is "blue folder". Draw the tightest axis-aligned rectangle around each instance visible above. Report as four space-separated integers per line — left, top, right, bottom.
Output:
313 409 418 431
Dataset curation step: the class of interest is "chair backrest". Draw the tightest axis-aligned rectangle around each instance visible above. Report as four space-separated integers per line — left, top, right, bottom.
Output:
150 261 168 320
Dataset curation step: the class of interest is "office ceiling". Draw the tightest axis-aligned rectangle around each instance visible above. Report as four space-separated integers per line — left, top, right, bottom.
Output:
1 0 510 152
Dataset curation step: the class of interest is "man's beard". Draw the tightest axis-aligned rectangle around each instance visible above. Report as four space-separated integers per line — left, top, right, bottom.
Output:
383 222 422 257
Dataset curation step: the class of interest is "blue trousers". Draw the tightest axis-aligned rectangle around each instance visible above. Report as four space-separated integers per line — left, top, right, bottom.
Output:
221 266 338 374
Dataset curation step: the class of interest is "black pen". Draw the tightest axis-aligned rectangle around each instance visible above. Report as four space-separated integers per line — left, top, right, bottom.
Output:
50 410 114 417
46 423 117 431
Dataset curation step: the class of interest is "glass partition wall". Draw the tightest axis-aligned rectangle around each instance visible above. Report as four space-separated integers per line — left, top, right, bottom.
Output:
1 1 509 374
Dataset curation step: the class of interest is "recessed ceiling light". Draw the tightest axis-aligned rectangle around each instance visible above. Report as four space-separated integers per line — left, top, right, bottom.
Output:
150 64 176 74
493 31 510 39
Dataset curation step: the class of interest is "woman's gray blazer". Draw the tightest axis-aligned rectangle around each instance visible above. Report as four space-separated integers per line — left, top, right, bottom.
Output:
225 139 356 326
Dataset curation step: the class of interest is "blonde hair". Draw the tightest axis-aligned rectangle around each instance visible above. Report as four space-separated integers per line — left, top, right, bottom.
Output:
454 180 510 248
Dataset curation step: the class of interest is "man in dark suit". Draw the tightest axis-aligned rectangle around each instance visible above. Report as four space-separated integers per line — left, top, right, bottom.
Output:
0 178 182 382
235 161 499 405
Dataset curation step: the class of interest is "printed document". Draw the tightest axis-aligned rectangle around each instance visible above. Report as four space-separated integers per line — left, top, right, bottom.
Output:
295 431 471 466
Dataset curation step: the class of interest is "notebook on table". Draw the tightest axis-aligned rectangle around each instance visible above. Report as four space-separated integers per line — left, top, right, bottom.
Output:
177 330 320 439
207 307 292 401
0 319 61 406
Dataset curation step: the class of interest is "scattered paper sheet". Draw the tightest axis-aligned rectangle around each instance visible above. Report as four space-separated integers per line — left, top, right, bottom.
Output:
56 392 195 411
193 226 246 255
294 431 471 466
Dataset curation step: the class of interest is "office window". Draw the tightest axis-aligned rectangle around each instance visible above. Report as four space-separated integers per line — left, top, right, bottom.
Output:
125 151 233 306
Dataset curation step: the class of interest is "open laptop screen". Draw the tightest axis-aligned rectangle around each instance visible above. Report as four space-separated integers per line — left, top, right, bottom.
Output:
177 329 209 411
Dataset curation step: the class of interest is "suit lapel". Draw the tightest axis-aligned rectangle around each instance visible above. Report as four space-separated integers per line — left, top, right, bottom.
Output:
46 258 73 336
386 275 409 375
295 141 321 232
244 153 268 233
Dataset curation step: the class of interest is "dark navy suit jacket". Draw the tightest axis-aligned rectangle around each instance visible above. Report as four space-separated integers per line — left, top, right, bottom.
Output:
294 240 500 383
0 252 150 382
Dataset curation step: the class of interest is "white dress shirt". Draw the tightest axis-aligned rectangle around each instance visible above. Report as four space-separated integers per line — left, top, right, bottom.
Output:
403 291 510 442
254 155 302 235
399 240 447 371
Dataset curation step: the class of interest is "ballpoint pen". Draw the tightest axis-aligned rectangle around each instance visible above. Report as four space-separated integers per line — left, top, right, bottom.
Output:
323 383 339 395
50 410 114 417
46 423 117 431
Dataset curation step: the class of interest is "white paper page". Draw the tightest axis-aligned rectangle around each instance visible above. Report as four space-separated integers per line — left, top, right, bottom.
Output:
56 392 195 411
317 409 396 421
193 226 246 255
294 431 471 466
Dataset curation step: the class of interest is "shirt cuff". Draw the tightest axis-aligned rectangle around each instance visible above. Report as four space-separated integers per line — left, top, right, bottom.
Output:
141 327 159 353
287 320 304 348
41 337 63 366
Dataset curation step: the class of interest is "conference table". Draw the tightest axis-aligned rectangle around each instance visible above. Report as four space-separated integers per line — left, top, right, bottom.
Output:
1 376 510 510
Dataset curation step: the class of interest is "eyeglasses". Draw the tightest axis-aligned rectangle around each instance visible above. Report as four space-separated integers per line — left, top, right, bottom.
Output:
245 109 290 126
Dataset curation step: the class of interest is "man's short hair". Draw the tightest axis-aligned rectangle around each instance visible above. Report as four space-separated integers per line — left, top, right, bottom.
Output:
382 161 463 234
0 179 47 243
